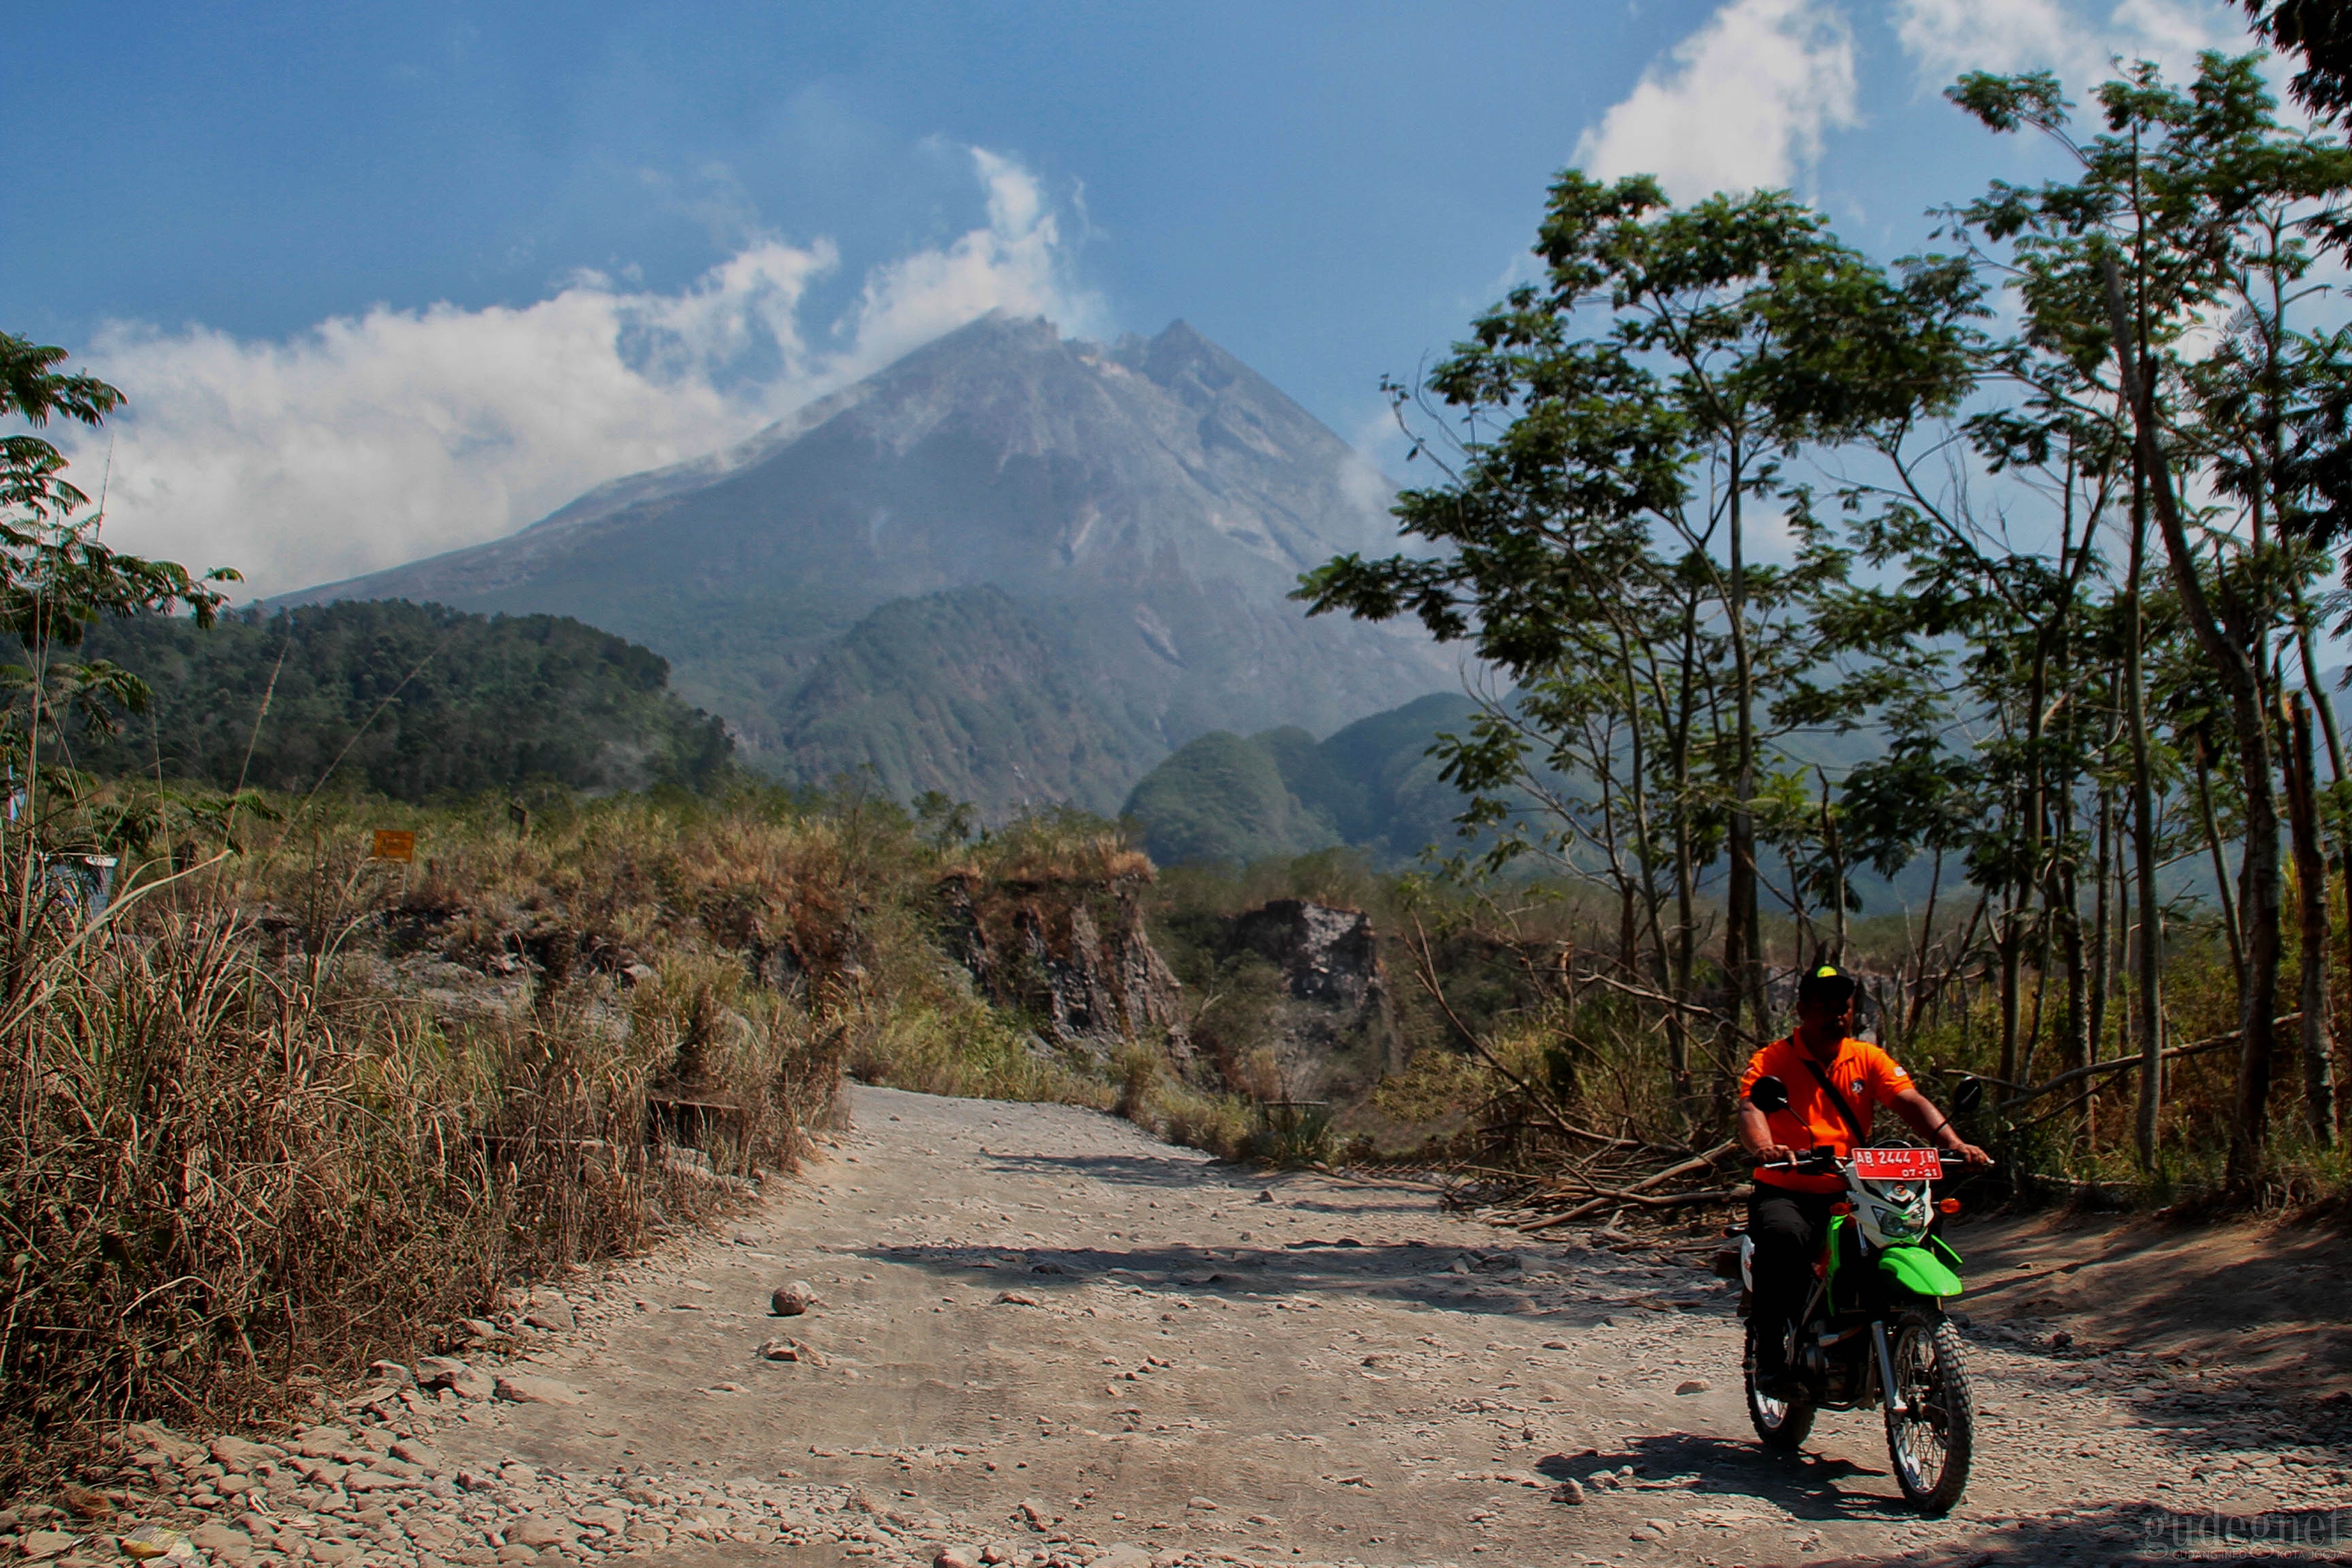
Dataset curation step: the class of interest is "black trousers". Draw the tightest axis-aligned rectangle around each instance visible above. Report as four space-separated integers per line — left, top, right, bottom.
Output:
1748 1185 1838 1369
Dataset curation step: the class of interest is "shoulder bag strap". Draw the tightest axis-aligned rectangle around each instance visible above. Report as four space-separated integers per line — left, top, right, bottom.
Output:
1798 1052 1870 1145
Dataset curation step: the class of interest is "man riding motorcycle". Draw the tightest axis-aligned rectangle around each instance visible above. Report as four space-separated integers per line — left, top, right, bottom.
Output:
1736 964 1992 1399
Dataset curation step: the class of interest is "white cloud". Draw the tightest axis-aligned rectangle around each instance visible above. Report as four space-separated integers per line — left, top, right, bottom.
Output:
840 148 1096 370
1892 0 2241 92
63 148 1102 598
1573 0 1861 201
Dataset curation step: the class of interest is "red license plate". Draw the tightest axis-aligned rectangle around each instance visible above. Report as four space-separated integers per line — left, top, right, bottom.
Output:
1852 1147 1943 1180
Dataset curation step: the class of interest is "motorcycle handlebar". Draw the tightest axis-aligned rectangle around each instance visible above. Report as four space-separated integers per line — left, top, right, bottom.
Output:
1757 1146 1843 1173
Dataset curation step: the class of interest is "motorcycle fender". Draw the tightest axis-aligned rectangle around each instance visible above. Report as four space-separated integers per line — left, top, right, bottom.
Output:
1878 1243 1963 1299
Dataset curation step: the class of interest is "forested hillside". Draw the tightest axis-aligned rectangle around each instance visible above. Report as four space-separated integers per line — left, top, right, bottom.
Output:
64 600 734 801
768 587 1157 812
1120 692 1485 864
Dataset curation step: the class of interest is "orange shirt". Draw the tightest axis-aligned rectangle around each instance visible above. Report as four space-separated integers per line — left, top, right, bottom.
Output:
1740 1034 1917 1193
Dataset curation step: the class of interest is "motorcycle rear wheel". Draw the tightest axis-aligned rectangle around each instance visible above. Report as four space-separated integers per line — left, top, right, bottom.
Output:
1883 1311 1974 1513
1743 1320 1814 1450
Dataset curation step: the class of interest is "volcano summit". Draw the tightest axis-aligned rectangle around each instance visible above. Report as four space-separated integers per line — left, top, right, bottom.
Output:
291 312 1454 813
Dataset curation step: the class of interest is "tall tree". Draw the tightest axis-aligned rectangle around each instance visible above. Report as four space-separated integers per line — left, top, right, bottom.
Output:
1955 56 2352 1183
1300 174 1973 1094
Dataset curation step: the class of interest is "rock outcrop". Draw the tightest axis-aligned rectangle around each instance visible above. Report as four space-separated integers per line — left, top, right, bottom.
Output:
939 868 1186 1060
1224 900 1387 1018
1198 899 1399 1090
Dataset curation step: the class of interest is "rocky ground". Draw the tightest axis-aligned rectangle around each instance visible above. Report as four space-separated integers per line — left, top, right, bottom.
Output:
14 1083 2352 1568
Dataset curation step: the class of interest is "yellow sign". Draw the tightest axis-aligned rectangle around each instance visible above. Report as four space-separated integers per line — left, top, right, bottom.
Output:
370 830 416 863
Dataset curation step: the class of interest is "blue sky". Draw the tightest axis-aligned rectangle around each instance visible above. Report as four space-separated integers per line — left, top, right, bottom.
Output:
5 0 2262 593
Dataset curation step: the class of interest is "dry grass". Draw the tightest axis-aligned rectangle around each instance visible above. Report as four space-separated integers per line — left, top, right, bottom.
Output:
0 783 1231 1477
0 788 954 1478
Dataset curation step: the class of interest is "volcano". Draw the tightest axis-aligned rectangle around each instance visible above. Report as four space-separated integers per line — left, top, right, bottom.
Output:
289 312 1455 813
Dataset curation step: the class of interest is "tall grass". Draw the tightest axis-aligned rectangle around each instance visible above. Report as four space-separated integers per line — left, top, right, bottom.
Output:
0 787 955 1477
0 781 1276 1475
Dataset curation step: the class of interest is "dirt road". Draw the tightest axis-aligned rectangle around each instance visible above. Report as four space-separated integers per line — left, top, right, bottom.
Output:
67 1085 2352 1568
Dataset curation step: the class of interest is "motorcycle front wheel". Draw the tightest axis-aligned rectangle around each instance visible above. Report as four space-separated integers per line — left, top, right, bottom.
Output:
1743 1320 1814 1450
1882 1311 1974 1513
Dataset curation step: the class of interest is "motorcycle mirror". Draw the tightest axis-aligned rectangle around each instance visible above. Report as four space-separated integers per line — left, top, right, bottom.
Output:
1749 1075 1790 1114
1953 1077 1985 1113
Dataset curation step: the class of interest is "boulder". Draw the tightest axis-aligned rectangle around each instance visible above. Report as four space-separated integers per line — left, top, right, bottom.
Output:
413 1356 468 1387
936 870 1188 1060
523 1290 576 1332
207 1437 279 1473
352 1458 422 1485
1225 900 1384 1011
493 1374 584 1406
186 1524 250 1556
290 1426 350 1458
118 1425 200 1463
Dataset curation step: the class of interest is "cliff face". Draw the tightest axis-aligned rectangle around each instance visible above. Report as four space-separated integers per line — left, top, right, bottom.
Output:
1226 900 1387 1017
1218 900 1399 1081
939 867 1186 1060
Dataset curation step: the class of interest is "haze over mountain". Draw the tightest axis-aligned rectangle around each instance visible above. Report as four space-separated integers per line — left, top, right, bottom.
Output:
289 312 1456 814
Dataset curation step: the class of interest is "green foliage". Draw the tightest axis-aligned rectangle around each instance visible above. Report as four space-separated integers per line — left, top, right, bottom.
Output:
1256 44 2352 1196
1122 693 1490 866
1122 730 1335 865
65 600 734 802
0 331 238 779
2244 1 2352 133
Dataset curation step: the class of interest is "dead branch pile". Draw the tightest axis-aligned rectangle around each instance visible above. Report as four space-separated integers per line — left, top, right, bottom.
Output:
1469 1137 1750 1232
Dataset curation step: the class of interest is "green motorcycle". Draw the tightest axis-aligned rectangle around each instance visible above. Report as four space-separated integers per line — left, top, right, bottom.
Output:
1720 1075 1980 1512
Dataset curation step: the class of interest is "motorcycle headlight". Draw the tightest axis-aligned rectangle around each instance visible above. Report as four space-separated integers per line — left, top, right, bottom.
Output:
1869 1183 1926 1239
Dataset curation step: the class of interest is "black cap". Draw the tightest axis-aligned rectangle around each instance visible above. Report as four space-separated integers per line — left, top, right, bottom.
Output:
1797 963 1857 1005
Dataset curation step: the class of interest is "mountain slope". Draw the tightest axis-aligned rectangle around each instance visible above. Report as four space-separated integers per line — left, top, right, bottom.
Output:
285 314 1456 813
1122 691 1486 866
772 587 1156 812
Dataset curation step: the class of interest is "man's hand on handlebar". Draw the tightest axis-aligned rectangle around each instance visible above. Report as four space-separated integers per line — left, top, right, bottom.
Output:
1751 1143 1804 1167
1946 1142 1995 1168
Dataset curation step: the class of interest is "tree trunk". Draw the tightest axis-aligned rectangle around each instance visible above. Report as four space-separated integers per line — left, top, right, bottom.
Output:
2089 784 2113 1071
1821 768 1847 964
1997 892 2022 1088
1722 434 1763 1065
2061 850 2089 1137
1728 454 1762 1042
2287 691 2336 1145
1905 846 1945 1040
2127 448 2165 1171
2298 625 2352 1137
2190 732 2247 990
2105 258 2281 1190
